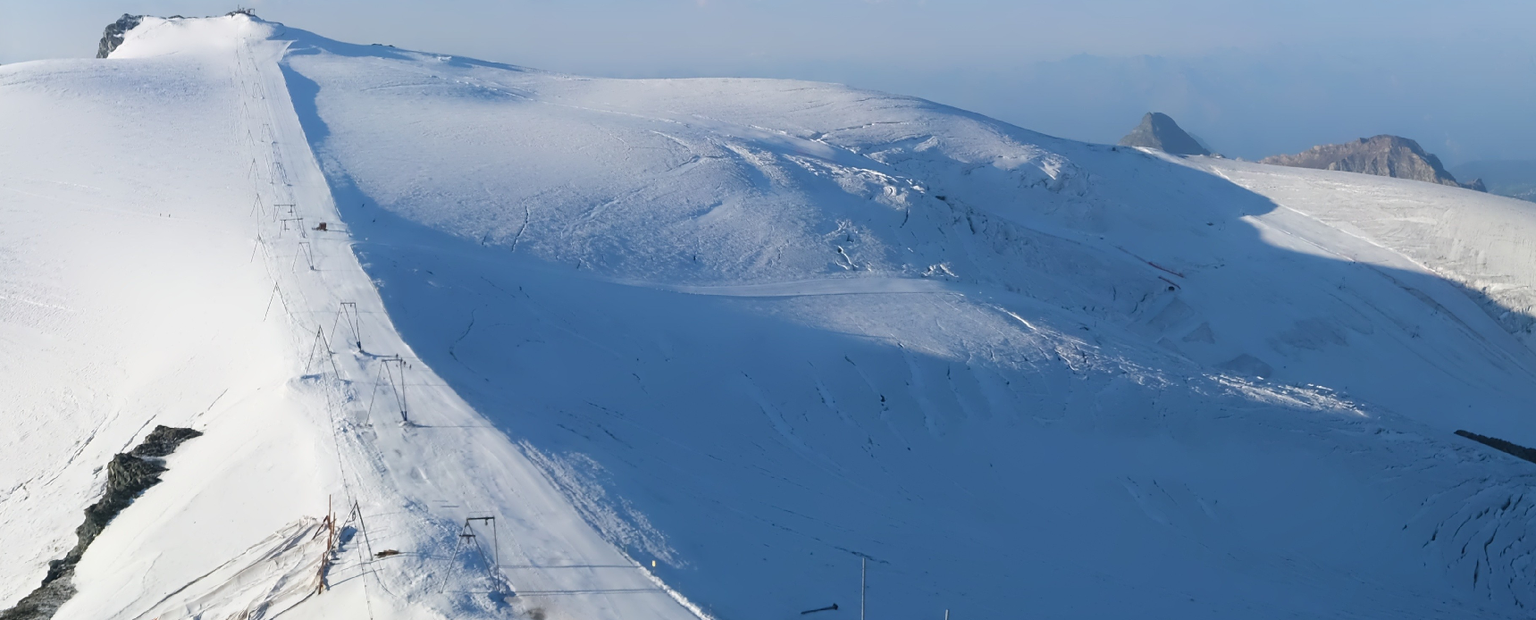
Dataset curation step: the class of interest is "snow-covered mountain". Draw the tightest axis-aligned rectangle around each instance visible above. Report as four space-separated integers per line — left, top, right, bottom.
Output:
3 14 1536 620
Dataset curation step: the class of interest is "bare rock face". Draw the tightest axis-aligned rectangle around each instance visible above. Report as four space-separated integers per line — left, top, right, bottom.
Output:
96 14 143 59
1118 112 1211 156
1261 135 1485 191
0 426 200 620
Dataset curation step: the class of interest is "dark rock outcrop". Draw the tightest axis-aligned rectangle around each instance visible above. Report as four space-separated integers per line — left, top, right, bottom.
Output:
1261 135 1485 191
96 14 143 59
0 426 201 620
1455 429 1536 465
129 425 203 457
1118 112 1211 156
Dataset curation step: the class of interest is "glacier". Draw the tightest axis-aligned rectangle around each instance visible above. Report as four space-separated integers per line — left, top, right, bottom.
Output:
1 13 1535 620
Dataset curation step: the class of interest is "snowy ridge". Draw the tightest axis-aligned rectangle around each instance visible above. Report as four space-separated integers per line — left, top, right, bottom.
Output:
1199 158 1536 351
1 13 1536 620
185 18 705 620
3 15 703 620
279 19 1536 620
0 15 338 618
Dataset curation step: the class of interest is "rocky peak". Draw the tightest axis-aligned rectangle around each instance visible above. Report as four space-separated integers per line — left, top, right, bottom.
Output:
1261 135 1485 191
96 14 144 58
1118 112 1211 156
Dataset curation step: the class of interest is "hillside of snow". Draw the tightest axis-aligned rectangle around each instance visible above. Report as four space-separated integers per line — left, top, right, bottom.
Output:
2 13 1536 620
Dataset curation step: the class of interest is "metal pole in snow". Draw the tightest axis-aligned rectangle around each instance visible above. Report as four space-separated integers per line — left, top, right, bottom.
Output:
860 556 866 620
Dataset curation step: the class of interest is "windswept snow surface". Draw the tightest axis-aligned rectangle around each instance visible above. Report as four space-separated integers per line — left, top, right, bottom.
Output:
274 22 1536 620
5 14 1536 620
0 16 338 618
2 16 702 620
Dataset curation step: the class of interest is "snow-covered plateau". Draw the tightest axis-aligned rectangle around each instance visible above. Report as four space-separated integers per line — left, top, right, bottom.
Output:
3 13 1536 620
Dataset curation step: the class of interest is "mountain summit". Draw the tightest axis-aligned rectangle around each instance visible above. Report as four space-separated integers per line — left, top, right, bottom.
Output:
1117 112 1211 156
1262 135 1485 191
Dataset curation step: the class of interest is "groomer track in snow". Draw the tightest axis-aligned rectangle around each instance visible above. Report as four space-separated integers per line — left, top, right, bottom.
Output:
5 12 1536 620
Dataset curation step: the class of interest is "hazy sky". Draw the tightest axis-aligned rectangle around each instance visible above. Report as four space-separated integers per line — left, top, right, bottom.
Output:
4 1 1534 164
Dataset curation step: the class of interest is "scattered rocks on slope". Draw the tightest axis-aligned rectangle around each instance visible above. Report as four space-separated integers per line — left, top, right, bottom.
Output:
1117 112 1211 156
1261 135 1485 191
0 426 201 620
96 14 144 59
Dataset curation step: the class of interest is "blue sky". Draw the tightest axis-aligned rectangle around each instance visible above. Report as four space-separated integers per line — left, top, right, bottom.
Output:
4 0 1533 164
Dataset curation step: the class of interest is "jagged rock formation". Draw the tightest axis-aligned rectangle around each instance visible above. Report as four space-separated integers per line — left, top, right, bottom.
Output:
1117 112 1211 156
96 14 143 59
1262 135 1485 191
0 426 201 620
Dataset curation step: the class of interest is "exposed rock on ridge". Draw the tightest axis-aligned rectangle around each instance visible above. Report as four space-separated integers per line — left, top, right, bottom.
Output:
1262 135 1485 191
1118 112 1211 156
0 426 201 620
96 14 143 59
97 10 259 59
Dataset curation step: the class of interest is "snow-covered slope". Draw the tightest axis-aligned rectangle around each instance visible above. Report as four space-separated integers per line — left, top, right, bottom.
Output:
1198 157 1536 350
0 16 339 617
2 16 699 620
4 13 1536 620
276 20 1536 620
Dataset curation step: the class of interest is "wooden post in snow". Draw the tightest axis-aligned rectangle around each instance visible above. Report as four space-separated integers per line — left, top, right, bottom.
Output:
317 495 335 594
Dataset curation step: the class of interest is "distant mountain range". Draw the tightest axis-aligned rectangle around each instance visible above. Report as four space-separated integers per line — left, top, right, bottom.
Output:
1260 135 1484 191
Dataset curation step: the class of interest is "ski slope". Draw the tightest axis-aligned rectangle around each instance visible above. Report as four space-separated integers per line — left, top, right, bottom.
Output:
1 16 701 620
277 17 1536 620
1 13 1535 620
